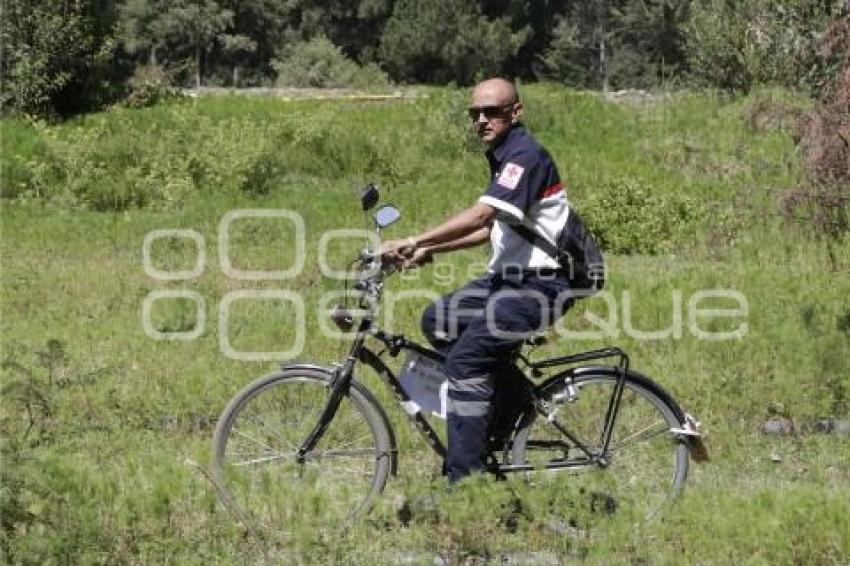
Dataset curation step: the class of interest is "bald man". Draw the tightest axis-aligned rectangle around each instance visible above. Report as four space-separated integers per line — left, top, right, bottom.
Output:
383 78 574 482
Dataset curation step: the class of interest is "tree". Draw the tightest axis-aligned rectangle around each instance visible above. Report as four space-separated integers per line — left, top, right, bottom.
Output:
539 16 590 86
1 0 124 118
218 0 296 83
158 0 233 88
538 1 617 89
117 0 233 87
282 0 394 63
540 0 690 90
219 34 257 87
117 0 164 65
609 0 690 88
379 0 530 84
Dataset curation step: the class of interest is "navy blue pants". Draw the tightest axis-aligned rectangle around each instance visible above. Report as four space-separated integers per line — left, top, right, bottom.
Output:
420 273 573 482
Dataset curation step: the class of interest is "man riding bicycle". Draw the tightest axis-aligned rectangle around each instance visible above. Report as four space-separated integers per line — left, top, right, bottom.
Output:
382 77 576 482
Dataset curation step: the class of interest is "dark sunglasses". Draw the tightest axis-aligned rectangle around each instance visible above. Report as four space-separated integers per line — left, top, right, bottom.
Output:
467 104 514 121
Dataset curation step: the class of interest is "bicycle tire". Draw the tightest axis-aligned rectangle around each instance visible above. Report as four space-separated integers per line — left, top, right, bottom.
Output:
510 368 689 522
211 367 393 533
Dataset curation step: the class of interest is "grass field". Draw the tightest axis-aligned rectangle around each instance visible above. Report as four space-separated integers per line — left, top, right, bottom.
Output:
1 85 849 564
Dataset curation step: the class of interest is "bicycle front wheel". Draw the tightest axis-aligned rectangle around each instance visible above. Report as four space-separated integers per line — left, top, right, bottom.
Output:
212 367 393 534
511 369 689 522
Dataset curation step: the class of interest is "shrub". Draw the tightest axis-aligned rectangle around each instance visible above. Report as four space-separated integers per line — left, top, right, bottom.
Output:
684 0 844 93
778 11 850 260
580 179 703 255
122 65 180 109
272 36 389 89
0 120 58 200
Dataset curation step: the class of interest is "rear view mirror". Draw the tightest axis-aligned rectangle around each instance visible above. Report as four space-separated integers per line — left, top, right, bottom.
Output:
360 184 379 211
374 205 400 228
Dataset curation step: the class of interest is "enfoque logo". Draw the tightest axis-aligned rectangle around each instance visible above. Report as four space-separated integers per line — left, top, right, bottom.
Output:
142 209 749 361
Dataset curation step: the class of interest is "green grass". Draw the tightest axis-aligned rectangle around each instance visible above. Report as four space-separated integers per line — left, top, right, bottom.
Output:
2 85 849 563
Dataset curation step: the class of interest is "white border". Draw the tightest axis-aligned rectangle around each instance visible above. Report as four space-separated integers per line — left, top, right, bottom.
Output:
218 290 305 360
142 229 205 280
218 209 305 280
142 290 206 340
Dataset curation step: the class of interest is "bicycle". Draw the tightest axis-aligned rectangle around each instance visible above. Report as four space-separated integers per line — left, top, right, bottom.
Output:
211 185 708 534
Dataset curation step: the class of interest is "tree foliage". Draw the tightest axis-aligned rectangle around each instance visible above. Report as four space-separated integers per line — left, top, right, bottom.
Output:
1 0 124 118
117 0 234 87
272 36 388 88
1 0 847 119
539 0 690 90
378 0 530 85
684 0 846 93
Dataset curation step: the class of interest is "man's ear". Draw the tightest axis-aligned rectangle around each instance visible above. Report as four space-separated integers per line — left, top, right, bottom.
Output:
511 103 524 123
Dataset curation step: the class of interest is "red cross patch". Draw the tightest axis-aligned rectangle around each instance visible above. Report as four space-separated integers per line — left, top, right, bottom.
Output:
497 162 525 190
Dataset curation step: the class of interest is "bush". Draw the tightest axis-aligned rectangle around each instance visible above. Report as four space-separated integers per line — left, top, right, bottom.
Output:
271 36 389 89
0 2 124 119
809 12 850 110
0 120 58 200
123 65 180 109
580 179 703 255
684 0 844 93
777 11 850 260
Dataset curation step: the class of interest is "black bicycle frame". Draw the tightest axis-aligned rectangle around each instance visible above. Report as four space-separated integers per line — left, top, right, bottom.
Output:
296 309 634 474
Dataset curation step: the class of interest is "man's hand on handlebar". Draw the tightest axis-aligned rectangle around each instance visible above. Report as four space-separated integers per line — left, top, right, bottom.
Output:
380 237 417 265
402 247 433 269
381 237 434 270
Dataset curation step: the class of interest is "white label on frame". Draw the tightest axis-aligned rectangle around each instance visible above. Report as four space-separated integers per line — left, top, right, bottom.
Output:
142 229 206 280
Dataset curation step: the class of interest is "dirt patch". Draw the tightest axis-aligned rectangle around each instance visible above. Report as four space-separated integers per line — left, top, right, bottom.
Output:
602 89 670 106
793 109 850 184
180 86 426 102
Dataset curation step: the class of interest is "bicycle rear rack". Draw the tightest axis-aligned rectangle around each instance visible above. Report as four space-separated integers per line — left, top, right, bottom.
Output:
525 347 630 458
529 346 629 373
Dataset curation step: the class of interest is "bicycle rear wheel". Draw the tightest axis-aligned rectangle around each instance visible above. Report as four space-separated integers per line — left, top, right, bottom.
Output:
212 367 393 534
510 369 688 522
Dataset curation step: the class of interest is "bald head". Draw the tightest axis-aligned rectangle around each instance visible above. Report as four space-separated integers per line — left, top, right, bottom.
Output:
472 78 519 106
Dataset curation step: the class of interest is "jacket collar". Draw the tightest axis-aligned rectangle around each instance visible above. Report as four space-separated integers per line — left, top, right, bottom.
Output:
487 123 526 163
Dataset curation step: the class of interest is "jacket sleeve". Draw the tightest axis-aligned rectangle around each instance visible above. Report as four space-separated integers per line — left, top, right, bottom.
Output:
478 150 547 225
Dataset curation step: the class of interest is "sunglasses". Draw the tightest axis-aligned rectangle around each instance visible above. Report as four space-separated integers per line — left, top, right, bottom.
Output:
467 104 515 121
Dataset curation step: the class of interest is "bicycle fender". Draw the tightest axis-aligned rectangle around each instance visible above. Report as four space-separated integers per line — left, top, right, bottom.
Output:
279 362 338 374
672 413 710 463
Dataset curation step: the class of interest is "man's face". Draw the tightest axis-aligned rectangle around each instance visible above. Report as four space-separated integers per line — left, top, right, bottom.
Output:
469 84 521 146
